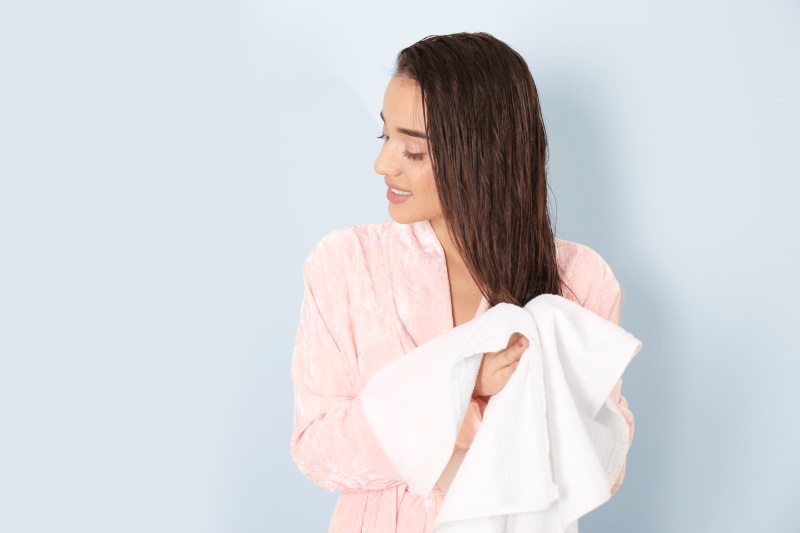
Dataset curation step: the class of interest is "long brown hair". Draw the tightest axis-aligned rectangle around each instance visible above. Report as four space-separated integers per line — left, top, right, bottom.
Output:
395 32 564 307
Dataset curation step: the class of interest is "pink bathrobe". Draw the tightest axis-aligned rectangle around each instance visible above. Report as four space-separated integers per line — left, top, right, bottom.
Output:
290 219 634 533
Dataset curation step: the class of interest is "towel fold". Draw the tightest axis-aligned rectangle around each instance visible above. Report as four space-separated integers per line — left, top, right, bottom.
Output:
359 294 642 533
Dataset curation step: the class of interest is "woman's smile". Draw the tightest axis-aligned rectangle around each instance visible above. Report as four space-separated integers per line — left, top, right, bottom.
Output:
387 187 413 203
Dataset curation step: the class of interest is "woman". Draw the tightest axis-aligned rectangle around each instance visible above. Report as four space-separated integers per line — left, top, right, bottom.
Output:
290 32 634 532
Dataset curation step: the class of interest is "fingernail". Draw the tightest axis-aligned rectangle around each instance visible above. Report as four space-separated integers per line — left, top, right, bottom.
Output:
517 338 525 347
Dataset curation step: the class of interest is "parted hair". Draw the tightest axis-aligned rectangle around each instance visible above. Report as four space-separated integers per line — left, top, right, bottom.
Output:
395 32 564 307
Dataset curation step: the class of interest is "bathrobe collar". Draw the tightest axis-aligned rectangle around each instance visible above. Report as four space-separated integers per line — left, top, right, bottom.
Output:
387 219 490 349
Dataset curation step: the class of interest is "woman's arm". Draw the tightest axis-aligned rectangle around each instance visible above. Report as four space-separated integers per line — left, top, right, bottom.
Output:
290 235 406 492
454 395 488 450
609 376 634 494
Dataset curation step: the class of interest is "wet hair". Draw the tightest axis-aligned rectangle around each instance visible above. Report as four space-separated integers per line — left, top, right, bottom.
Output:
395 32 565 307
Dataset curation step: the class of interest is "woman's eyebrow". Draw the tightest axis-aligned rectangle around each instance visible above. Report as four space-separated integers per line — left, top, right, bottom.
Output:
380 111 428 140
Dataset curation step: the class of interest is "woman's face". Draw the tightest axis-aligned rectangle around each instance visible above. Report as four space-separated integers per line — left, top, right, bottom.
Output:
374 75 442 224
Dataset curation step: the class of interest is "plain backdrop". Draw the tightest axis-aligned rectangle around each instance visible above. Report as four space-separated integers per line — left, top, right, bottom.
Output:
1 1 798 532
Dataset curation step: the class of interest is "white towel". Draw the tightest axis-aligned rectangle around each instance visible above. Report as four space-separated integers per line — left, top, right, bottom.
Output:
359 294 643 533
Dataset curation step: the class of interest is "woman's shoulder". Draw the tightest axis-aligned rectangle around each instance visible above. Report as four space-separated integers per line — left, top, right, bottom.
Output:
555 237 622 322
304 221 395 273
555 238 614 276
306 220 436 263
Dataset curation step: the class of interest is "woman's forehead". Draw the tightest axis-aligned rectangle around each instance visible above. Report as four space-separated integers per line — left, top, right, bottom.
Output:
382 76 426 133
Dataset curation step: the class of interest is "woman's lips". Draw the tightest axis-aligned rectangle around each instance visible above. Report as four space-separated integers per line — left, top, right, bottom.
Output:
387 187 412 204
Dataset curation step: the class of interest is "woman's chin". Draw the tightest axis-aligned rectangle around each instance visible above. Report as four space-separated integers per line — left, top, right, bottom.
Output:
388 204 442 225
388 207 427 224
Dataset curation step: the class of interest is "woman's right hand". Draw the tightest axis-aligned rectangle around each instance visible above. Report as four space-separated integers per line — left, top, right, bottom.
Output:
473 332 528 397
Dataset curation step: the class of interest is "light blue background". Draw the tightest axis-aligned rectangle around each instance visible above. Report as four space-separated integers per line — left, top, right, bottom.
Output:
1 1 798 532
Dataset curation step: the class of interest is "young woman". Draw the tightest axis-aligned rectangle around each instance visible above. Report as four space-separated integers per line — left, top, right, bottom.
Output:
290 32 634 533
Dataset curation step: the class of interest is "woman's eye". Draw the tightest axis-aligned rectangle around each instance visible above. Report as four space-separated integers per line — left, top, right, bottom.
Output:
377 134 388 142
403 150 424 162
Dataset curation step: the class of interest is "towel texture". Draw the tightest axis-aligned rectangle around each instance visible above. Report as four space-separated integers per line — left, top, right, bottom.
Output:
359 294 642 533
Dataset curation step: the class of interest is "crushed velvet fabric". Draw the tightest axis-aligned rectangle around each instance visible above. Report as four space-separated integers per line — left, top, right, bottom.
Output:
290 219 634 533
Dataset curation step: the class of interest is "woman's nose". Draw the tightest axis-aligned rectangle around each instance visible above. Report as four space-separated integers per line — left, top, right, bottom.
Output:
374 143 399 176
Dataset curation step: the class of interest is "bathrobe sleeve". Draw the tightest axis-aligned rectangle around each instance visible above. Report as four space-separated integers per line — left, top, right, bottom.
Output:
290 235 407 493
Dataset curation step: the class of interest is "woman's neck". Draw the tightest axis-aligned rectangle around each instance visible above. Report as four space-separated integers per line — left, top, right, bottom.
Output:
429 216 468 271
429 216 484 309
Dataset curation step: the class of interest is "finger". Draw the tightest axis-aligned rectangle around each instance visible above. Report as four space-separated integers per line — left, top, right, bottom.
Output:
499 360 519 383
489 335 517 358
516 334 528 348
506 332 522 348
502 335 527 363
488 333 521 360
